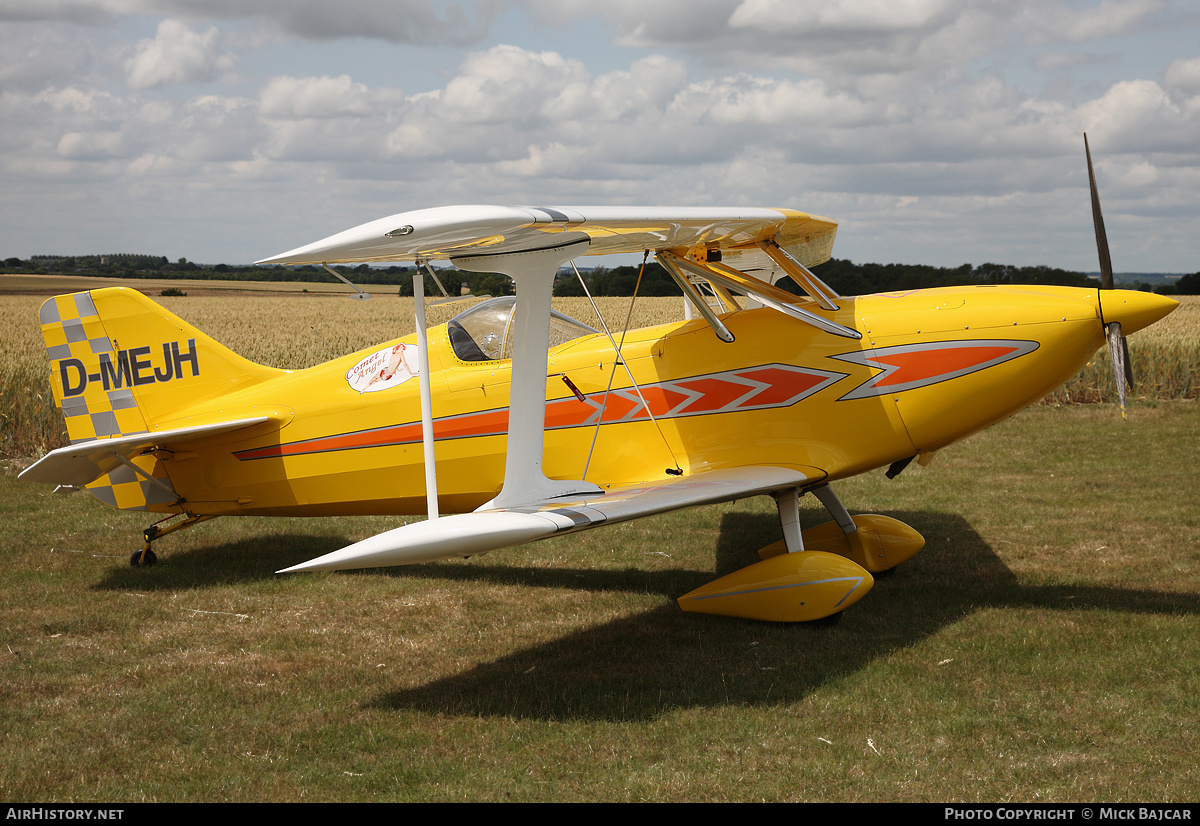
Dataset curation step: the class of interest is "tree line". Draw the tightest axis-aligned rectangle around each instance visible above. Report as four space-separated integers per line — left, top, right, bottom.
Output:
3 254 1195 296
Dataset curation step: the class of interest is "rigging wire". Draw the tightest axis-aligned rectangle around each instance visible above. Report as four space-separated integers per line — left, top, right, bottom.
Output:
574 251 682 479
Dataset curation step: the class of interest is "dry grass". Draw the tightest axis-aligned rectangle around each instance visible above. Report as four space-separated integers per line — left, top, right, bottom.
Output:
2 275 1197 801
2 403 1197 801
0 288 686 457
1045 295 1199 404
2 285 1196 460
1 295 65 458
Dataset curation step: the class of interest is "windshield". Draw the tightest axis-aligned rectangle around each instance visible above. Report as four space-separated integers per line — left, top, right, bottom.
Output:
447 297 601 362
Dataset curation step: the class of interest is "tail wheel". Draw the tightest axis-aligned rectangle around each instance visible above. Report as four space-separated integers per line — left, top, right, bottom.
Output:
130 546 157 567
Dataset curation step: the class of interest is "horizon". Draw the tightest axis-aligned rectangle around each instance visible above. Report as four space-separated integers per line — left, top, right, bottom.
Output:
5 253 1187 279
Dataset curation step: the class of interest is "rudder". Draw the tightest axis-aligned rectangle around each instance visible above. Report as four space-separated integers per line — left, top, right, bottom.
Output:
41 290 150 446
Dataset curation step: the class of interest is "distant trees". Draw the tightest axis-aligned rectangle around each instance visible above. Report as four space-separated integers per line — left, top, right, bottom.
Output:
2 252 1191 296
554 263 680 297
1170 272 1200 294
813 259 1096 295
551 259 1098 298
393 270 513 297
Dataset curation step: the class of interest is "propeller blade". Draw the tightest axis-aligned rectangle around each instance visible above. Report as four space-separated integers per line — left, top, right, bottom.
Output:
1085 133 1114 291
1087 134 1137 412
1122 335 1135 389
1106 321 1128 420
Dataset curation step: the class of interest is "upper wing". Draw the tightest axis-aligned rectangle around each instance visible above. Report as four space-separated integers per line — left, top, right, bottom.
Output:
278 465 825 573
259 205 842 554
256 205 837 270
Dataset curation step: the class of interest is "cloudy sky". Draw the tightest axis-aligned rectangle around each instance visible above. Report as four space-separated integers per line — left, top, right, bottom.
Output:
2 0 1198 272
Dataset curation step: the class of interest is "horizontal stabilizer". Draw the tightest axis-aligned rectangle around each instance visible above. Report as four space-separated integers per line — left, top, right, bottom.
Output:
19 417 270 488
279 465 822 573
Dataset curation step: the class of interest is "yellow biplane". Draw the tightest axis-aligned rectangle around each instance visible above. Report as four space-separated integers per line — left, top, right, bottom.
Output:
20 145 1177 623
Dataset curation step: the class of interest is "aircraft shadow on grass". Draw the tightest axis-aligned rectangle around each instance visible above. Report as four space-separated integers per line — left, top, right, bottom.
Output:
368 509 1198 722
90 509 1198 723
92 532 359 591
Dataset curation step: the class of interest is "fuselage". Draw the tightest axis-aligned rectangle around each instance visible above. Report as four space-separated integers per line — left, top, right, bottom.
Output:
146 283 1161 518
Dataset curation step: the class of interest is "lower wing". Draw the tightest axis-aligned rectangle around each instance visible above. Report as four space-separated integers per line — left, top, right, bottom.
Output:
279 465 824 573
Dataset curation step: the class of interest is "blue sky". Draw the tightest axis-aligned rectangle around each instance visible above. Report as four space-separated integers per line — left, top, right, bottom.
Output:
2 0 1198 272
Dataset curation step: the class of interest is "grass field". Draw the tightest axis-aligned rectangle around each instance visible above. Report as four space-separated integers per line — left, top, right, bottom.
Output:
2 402 1197 802
2 278 1198 801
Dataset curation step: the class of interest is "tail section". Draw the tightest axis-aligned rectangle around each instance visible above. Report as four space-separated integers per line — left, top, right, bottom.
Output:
41 287 281 440
36 287 282 510
42 290 150 446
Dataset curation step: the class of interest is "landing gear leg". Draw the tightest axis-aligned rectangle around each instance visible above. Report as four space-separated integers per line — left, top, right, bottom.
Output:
810 483 857 535
130 513 218 568
771 487 804 553
798 483 924 574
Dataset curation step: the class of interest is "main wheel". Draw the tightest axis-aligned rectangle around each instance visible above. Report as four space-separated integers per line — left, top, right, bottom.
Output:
805 610 843 628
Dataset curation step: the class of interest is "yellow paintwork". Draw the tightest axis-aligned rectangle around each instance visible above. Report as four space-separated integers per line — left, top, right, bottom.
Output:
677 551 874 622
758 515 926 573
36 283 1173 522
1098 288 1180 335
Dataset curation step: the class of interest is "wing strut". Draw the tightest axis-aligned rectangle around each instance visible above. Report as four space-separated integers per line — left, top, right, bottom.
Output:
810 483 857 534
661 252 861 340
755 239 841 310
412 261 439 520
454 239 602 509
420 260 462 304
657 253 735 342
321 263 372 300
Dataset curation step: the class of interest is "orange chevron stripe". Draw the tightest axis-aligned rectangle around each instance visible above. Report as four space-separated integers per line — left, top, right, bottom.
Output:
235 363 844 461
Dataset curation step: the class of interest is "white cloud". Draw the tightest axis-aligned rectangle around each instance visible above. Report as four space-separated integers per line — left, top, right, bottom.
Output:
1078 80 1193 153
0 22 99 89
690 76 880 128
1163 56 1200 96
589 56 689 119
57 129 126 159
0 0 498 45
728 0 957 35
166 95 262 163
436 45 590 122
524 0 1195 104
260 75 400 119
125 19 234 89
1021 0 1166 44
3 3 1200 269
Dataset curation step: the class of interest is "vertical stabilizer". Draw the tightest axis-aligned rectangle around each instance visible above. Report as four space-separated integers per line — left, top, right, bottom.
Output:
37 287 282 510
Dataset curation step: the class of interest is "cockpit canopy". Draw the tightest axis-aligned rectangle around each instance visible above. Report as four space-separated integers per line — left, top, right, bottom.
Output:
447 297 601 362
